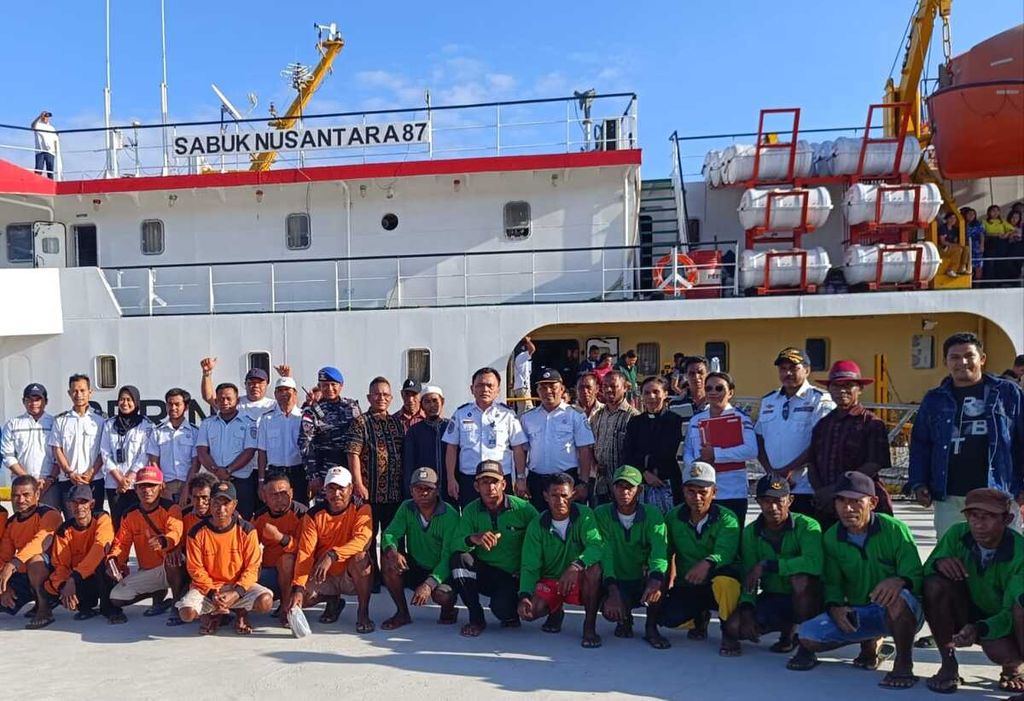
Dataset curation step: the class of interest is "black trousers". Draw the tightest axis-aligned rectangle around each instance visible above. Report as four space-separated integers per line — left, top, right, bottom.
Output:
49 573 113 615
232 473 259 520
716 497 748 526
269 464 309 507
449 552 519 625
659 581 719 628
107 488 137 531
526 469 579 512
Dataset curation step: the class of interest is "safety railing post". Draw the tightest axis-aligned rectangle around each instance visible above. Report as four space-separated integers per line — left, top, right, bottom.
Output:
531 251 536 304
495 105 501 155
207 267 215 313
147 269 154 316
463 253 469 305
270 263 276 313
395 258 402 308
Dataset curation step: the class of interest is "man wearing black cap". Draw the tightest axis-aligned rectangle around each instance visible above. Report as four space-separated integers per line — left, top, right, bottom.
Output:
299 366 362 500
2 383 58 508
722 475 823 656
923 487 1024 694
380 467 460 629
34 484 115 626
756 348 835 518
393 379 426 432
449 460 539 637
199 357 278 420
789 471 924 689
519 368 595 510
179 481 273 635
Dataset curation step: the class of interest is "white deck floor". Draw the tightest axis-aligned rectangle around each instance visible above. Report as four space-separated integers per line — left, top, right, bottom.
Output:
0 502 1013 700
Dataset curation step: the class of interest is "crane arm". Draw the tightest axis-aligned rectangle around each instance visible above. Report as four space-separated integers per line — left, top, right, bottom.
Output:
883 0 952 140
249 36 345 172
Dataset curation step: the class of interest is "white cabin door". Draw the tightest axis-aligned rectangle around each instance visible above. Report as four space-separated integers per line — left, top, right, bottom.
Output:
32 221 67 268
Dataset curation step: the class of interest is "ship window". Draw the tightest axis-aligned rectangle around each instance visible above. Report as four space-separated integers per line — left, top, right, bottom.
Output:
96 355 118 390
40 237 60 255
805 338 829 372
503 201 531 240
635 342 660 376
248 352 271 376
141 220 164 255
5 223 33 263
704 341 729 372
407 348 431 383
911 335 935 370
381 213 399 231
286 213 311 250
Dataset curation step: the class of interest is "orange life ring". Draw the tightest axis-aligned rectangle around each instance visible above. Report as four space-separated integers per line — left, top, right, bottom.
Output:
653 253 699 293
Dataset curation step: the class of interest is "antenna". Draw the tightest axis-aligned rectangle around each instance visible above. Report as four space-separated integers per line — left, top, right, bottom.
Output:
211 83 244 121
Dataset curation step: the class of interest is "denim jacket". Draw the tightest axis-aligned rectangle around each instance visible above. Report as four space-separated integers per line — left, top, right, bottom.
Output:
908 373 1024 500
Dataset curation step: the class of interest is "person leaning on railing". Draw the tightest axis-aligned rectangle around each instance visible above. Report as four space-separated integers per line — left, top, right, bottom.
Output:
30 110 58 179
982 204 1015 283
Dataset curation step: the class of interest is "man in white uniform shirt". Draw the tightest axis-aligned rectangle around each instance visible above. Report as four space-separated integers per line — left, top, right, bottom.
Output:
510 336 535 415
256 377 306 504
519 368 596 510
146 388 198 504
196 383 258 518
444 367 528 508
1 383 57 507
49 374 105 510
755 348 835 518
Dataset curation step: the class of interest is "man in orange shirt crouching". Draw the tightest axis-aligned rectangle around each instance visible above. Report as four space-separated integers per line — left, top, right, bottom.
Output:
288 466 375 633
253 472 307 626
179 481 272 635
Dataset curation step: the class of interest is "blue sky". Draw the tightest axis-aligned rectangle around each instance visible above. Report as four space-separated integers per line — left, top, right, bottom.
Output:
2 0 1021 176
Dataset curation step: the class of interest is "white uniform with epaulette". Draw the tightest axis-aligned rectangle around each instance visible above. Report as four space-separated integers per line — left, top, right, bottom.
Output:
519 402 594 475
146 418 199 483
256 405 303 468
48 408 105 482
442 401 527 476
1 412 54 479
754 380 836 494
100 416 154 488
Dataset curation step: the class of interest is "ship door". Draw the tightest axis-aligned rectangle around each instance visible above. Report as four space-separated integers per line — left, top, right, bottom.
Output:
31 221 66 268
70 224 98 266
530 339 581 389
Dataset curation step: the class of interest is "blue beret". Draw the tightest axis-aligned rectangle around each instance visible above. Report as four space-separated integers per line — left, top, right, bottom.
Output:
318 366 344 383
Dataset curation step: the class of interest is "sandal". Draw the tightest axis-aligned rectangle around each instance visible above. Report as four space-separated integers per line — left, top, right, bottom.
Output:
234 616 253 635
687 611 710 641
1000 672 1024 693
500 618 521 628
107 611 127 625
852 653 881 670
73 608 99 621
541 610 565 634
614 621 634 639
878 671 918 690
437 606 458 625
581 633 602 648
719 637 742 657
787 648 819 671
199 614 220 636
143 600 173 617
460 621 486 637
25 614 55 630
355 619 375 634
770 635 797 654
165 612 187 627
318 598 345 624
925 670 963 694
914 634 937 649
643 632 672 650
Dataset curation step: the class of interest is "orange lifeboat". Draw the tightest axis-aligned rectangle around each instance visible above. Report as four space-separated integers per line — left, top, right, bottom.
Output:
927 24 1024 180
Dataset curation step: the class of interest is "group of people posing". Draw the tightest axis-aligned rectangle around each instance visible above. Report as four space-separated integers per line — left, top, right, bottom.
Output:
0 331 1021 697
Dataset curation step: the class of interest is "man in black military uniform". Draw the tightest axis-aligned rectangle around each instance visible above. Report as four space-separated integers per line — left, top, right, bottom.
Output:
298 367 362 501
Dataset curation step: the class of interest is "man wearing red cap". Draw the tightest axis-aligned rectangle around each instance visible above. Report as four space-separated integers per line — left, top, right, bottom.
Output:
922 487 1024 694
807 360 892 529
105 465 185 623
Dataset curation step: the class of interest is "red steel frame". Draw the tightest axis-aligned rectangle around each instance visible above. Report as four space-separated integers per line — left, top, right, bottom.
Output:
745 189 814 249
848 183 926 246
864 243 928 291
754 249 818 296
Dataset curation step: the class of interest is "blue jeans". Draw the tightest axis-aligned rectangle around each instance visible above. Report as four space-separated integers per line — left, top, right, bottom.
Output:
35 152 55 179
798 590 924 645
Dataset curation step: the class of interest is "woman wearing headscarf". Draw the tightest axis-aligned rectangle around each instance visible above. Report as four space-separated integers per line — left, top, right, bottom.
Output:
100 385 154 528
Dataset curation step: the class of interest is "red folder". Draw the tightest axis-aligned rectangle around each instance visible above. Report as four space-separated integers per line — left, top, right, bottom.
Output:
698 414 743 448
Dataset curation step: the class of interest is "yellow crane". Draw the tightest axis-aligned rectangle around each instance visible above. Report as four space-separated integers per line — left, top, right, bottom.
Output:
249 23 345 172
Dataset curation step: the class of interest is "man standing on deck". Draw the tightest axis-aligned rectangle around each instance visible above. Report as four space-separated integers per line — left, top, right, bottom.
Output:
788 471 924 690
449 460 539 637
195 384 258 519
393 379 426 432
256 377 306 505
443 367 528 508
910 332 1024 537
146 388 199 504
511 336 536 415
299 366 362 501
590 372 639 505
402 385 452 500
0 475 62 627
572 373 604 422
578 345 602 375
922 487 1024 694
615 350 641 407
49 374 105 509
2 383 57 508
200 358 278 420
756 348 836 518
520 369 596 510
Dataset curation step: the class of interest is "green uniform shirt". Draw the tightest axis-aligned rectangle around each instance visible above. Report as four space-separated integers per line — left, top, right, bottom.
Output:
381 499 461 584
453 495 538 575
664 503 740 574
925 522 1024 640
823 513 923 608
519 503 604 597
740 513 823 605
593 503 668 584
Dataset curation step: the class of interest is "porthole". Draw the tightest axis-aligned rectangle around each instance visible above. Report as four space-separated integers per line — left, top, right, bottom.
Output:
381 213 399 231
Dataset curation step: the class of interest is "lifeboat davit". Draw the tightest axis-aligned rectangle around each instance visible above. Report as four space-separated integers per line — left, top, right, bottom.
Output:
927 24 1024 180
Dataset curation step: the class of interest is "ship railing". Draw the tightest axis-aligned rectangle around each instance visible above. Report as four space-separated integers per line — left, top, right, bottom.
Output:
0 94 637 182
733 396 919 496
98 242 741 316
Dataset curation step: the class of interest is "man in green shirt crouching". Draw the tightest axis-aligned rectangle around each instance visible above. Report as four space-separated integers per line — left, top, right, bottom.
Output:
380 468 461 629
789 471 924 690
517 472 605 648
657 461 742 655
450 460 539 637
923 487 1024 695
722 474 823 656
595 464 670 649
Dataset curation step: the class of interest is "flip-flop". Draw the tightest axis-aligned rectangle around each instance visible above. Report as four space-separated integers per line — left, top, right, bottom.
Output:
234 618 253 635
770 636 797 653
73 608 99 621
460 621 486 637
786 649 819 671
643 633 672 650
614 621 634 638
581 634 602 648
914 634 937 649
1000 672 1024 692
165 612 187 627
878 672 918 690
541 610 565 634
925 672 963 694
107 612 127 625
852 654 881 670
318 599 345 624
143 600 173 617
500 618 521 628
437 607 458 625
25 615 55 630
355 619 375 634
719 639 742 657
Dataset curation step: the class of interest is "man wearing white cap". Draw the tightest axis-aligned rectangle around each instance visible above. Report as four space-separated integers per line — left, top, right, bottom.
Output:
257 377 307 504
403 385 453 500
289 466 375 633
